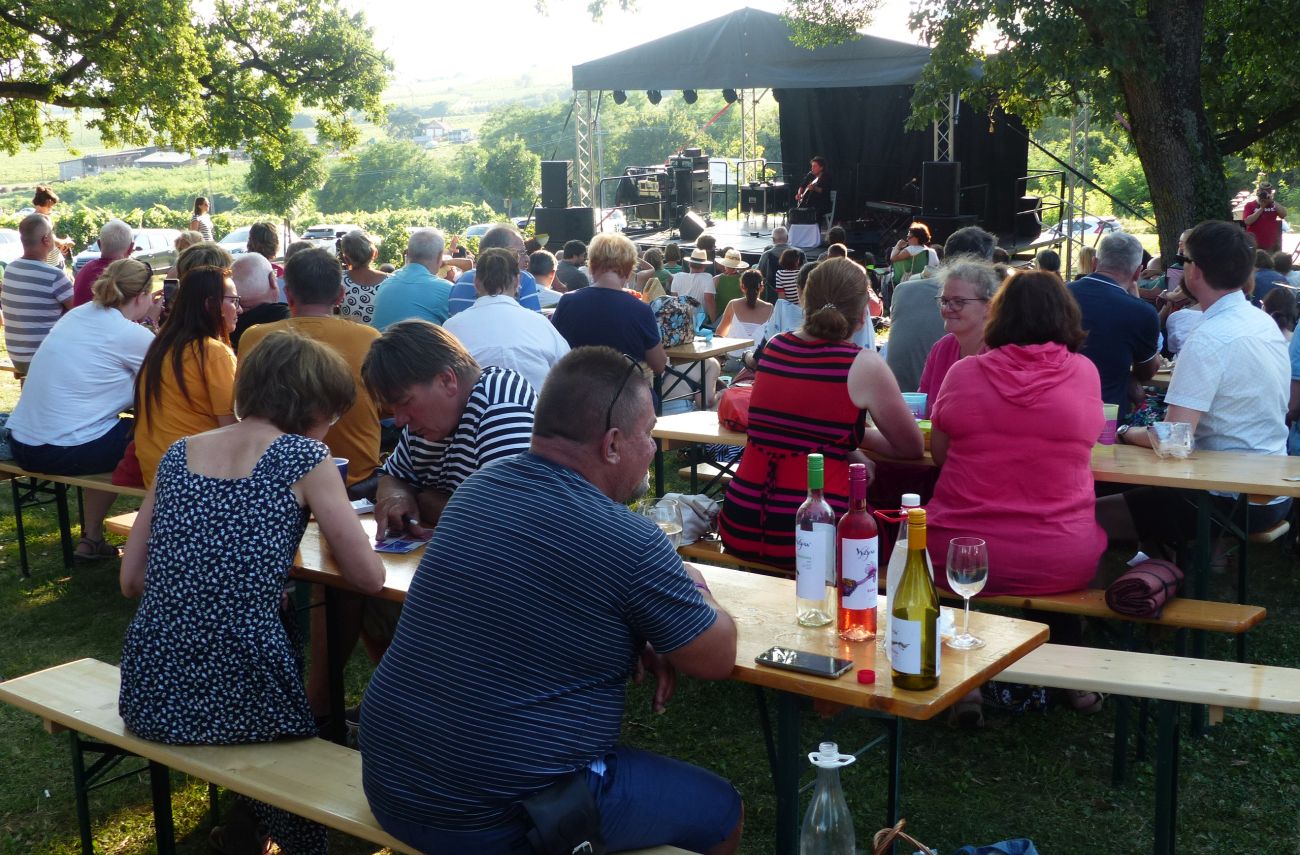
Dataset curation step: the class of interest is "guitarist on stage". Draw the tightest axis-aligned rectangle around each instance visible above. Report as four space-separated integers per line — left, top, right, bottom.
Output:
795 156 832 223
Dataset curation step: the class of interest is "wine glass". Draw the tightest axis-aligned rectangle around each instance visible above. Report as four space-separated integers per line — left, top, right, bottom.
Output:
642 498 684 548
945 537 988 650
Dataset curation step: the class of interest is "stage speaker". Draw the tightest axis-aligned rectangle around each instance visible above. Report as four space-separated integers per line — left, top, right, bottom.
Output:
534 206 594 249
672 168 694 206
789 207 818 225
541 161 571 209
922 161 961 216
1015 195 1043 238
678 209 707 242
924 213 978 246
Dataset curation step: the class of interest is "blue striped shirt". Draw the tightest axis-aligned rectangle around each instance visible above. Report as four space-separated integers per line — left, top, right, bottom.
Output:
2 258 73 362
382 367 536 492
360 452 718 830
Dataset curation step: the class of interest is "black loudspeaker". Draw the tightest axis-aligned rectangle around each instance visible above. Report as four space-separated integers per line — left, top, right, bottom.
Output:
678 210 707 242
534 206 594 249
1015 195 1043 238
672 168 694 206
924 214 978 246
541 161 570 209
789 207 818 225
922 161 961 216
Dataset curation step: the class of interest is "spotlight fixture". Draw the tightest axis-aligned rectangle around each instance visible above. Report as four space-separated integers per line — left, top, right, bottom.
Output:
682 89 698 104
647 90 662 105
612 90 627 105
722 89 737 103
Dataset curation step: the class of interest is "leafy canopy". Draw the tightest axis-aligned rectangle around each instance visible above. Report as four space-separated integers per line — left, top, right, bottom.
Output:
0 0 392 162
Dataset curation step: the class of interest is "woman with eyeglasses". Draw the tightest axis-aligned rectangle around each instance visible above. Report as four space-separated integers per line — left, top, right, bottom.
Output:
133 264 242 487
120 330 384 855
6 259 162 559
926 269 1105 597
917 260 1002 398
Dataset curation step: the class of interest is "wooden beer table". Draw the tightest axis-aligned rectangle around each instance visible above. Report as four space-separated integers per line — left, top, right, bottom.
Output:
657 335 752 417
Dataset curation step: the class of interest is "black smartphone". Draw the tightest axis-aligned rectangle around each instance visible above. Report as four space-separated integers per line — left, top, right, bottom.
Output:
162 278 179 309
755 646 854 679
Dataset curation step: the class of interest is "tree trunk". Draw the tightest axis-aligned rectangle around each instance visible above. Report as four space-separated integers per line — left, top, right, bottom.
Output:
1113 0 1228 262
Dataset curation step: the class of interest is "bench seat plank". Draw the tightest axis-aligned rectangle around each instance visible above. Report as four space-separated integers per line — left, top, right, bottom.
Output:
1000 644 1300 713
0 461 147 498
0 659 694 855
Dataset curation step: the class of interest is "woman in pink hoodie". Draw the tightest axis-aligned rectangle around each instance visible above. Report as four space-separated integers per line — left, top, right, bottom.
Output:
927 270 1106 596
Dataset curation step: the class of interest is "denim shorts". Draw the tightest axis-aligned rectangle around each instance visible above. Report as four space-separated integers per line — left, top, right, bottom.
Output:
9 417 133 476
372 745 742 855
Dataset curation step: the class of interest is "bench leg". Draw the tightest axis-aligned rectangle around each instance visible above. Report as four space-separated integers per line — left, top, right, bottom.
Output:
13 476 31 577
149 761 176 855
773 690 801 855
1112 695 1131 786
55 482 74 569
885 716 902 829
323 585 347 745
68 732 95 855
1152 700 1180 855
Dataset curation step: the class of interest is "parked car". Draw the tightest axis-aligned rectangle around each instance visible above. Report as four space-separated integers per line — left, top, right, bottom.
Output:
217 225 300 262
463 223 494 239
0 228 22 274
1048 215 1123 240
302 223 362 250
71 228 182 276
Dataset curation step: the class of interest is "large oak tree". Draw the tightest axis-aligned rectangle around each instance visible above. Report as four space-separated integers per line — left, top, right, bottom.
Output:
0 0 391 165
784 0 1300 260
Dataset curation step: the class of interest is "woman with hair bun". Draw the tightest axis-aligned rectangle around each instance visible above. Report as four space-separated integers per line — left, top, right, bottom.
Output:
5 258 162 559
338 230 389 325
719 258 923 570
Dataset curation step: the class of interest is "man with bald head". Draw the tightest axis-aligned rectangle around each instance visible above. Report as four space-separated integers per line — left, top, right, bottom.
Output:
371 228 454 330
3 214 74 376
757 226 791 302
229 251 289 352
446 224 543 317
73 219 134 307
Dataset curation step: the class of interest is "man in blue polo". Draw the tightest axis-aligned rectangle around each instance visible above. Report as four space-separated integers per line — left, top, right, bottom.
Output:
1068 231 1160 422
360 346 743 855
370 228 453 330
446 224 543 317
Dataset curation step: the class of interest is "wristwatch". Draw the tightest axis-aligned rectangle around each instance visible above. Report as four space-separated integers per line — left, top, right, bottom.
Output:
1116 424 1132 443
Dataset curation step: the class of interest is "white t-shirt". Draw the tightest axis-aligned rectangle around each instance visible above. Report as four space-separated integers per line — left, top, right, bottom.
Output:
669 271 715 305
443 294 571 394
1164 307 1204 355
7 302 154 446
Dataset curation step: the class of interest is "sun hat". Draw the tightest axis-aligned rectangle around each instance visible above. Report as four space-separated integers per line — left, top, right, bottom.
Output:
688 248 710 264
719 249 749 270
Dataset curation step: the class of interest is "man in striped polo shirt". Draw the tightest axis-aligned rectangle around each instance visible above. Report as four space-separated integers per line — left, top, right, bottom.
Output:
2 214 74 377
360 346 743 855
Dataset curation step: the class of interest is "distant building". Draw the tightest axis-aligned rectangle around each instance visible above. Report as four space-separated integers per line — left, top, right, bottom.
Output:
446 128 476 144
420 118 450 140
58 147 156 181
133 151 197 169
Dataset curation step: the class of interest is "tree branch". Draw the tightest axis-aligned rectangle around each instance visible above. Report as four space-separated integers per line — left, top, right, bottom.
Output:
0 81 111 110
1216 101 1300 154
0 8 68 49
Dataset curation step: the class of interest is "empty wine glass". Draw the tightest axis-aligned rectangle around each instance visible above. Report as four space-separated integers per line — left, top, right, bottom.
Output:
945 537 988 650
642 498 684 547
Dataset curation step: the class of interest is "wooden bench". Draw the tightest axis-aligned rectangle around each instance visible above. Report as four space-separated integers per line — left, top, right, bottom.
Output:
679 539 792 579
677 462 732 490
1000 644 1300 855
0 658 693 855
0 461 146 576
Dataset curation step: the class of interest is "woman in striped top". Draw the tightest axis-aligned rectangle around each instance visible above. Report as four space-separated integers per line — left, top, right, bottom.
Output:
719 258 923 570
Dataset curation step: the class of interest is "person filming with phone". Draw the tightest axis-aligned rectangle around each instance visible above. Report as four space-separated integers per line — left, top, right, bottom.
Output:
1244 181 1288 253
359 346 743 855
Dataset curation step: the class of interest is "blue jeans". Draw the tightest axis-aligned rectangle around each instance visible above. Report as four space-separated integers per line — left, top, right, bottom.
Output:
9 417 132 475
372 746 741 855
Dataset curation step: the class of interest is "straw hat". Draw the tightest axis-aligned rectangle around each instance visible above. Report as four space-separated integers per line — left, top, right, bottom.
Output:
719 249 749 270
688 248 710 264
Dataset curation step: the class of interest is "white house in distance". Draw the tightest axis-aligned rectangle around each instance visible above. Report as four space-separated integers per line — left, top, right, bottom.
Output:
133 151 197 169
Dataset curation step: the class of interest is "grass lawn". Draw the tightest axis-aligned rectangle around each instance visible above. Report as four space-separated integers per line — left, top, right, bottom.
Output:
0 349 1295 853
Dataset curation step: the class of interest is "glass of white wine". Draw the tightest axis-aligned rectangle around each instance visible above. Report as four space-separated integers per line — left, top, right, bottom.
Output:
945 537 988 650
642 498 684 547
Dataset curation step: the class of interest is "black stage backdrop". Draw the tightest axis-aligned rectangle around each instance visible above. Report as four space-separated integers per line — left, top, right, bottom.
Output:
776 85 1028 236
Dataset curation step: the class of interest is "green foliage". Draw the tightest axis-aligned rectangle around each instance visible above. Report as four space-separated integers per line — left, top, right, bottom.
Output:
27 163 252 216
385 107 423 141
0 0 391 162
316 140 438 213
245 131 326 220
1093 149 1152 219
783 0 885 48
481 136 540 216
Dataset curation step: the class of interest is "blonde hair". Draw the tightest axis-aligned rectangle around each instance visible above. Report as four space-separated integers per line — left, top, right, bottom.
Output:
92 258 153 309
587 232 637 278
175 230 205 254
801 258 868 341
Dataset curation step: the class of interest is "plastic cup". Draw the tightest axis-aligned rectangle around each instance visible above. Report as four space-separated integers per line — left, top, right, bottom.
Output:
1152 422 1193 459
901 392 928 419
1099 404 1119 445
333 457 349 482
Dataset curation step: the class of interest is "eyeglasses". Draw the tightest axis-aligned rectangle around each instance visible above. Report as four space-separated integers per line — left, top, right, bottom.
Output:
1174 253 1195 266
139 261 154 283
222 294 242 307
604 353 642 434
936 296 988 311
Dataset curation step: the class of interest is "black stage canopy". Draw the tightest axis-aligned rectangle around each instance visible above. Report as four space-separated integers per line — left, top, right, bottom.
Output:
571 7 1027 236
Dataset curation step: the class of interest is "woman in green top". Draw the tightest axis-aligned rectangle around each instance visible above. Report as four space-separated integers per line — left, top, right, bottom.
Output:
662 242 684 275
713 248 749 314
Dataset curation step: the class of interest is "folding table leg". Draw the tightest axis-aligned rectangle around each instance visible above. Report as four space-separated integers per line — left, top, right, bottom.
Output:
68 732 95 855
149 761 176 855
1152 701 1180 855
323 585 347 745
885 716 902 828
55 482 74 568
773 691 802 855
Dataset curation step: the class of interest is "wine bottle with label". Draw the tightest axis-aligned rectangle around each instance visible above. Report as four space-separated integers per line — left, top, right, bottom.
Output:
890 507 940 690
836 463 877 641
883 492 922 661
794 453 835 627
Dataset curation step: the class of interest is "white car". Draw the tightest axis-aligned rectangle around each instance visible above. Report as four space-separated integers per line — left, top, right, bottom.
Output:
463 223 494 239
301 223 363 250
218 225 300 261
0 228 22 273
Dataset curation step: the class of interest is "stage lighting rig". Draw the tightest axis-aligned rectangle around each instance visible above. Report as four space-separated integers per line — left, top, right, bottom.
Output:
682 89 698 104
612 90 627 105
722 89 737 103
647 90 662 104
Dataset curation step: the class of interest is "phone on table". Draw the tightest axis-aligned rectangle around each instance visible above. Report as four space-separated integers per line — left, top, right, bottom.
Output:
755 646 854 679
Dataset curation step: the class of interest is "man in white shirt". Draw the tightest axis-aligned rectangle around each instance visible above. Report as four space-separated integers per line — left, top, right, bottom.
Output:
1103 220 1291 544
669 248 716 323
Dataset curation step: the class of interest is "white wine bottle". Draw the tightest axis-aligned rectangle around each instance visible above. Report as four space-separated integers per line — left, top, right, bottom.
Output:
883 492 922 661
794 453 835 627
890 507 940 690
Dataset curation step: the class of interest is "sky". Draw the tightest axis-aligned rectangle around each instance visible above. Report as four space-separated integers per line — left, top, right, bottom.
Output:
343 0 923 86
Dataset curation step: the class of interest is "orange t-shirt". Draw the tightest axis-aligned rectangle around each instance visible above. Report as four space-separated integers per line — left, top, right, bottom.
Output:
238 316 381 487
135 338 238 487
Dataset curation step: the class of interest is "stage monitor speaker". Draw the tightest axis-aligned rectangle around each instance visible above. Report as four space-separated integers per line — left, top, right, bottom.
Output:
678 210 707 242
534 206 594 249
924 213 978 246
922 161 961 216
1015 195 1043 238
541 161 571 209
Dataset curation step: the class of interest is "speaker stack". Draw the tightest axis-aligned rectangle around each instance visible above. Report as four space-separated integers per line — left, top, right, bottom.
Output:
922 161 961 216
534 207 595 251
541 161 570 210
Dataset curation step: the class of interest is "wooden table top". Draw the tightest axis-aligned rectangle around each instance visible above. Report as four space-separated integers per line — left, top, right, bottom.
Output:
1149 369 1172 391
104 511 1046 720
665 336 753 361
653 409 746 448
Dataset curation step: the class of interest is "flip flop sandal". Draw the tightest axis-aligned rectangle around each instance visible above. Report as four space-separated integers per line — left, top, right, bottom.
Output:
73 536 121 561
1066 690 1106 715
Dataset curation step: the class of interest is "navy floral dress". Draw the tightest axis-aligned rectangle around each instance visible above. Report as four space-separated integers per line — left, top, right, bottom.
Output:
120 433 329 853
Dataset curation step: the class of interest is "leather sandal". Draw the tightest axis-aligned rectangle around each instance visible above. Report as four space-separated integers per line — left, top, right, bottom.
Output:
1066 689 1106 714
73 536 120 562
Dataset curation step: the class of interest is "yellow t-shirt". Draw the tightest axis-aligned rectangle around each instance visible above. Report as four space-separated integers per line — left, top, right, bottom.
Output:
135 338 238 487
238 316 381 487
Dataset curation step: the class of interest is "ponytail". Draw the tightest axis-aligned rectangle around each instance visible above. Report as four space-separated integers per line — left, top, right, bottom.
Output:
92 258 152 309
741 269 762 309
800 257 867 342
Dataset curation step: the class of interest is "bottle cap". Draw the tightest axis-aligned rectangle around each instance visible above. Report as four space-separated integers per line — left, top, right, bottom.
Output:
906 507 926 526
856 669 876 685
807 453 824 473
901 493 921 508
848 462 867 481
808 741 856 769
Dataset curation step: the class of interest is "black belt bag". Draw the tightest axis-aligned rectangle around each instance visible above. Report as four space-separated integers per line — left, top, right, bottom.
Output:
521 771 607 855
